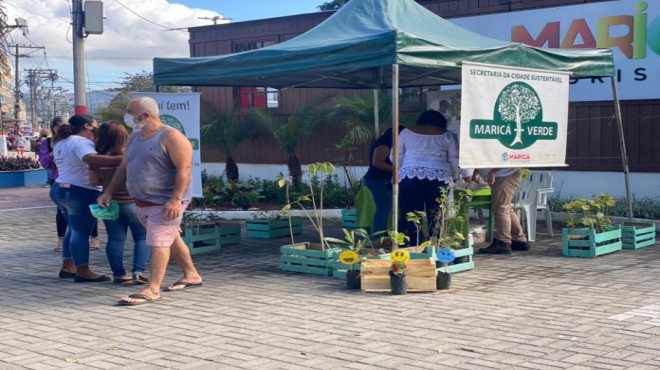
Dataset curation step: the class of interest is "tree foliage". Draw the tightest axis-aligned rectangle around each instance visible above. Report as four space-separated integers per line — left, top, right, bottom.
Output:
497 83 540 146
96 71 190 123
318 0 350 11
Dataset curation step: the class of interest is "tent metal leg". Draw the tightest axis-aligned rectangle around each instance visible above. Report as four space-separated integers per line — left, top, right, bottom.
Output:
610 77 634 219
391 64 400 236
373 89 380 135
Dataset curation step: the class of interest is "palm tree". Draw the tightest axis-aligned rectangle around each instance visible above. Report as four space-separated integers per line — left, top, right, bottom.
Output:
332 93 392 153
201 109 267 182
252 108 321 186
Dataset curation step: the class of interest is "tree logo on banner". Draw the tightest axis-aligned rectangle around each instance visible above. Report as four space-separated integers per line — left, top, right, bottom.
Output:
160 114 199 150
469 82 557 149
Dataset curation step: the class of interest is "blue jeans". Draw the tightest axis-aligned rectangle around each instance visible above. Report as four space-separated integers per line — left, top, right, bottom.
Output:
103 203 149 278
50 183 100 266
364 177 392 233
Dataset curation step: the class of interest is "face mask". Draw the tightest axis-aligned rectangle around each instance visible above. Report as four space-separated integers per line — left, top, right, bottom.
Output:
124 113 145 129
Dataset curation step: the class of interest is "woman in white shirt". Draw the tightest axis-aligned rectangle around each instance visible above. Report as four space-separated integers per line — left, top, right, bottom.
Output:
397 110 470 244
50 115 111 283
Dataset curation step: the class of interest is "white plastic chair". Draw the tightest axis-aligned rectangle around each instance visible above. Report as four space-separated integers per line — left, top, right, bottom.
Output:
530 171 554 237
513 179 539 242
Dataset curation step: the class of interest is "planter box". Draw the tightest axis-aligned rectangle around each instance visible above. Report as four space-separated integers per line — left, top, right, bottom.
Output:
562 225 622 258
361 258 437 293
182 223 240 255
333 253 390 279
280 244 341 276
182 223 221 255
0 169 47 188
218 224 241 246
410 242 475 274
341 209 358 229
246 218 302 239
621 222 656 250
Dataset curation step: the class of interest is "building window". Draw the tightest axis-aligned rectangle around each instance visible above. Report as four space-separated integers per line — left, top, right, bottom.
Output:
267 88 279 109
232 40 277 53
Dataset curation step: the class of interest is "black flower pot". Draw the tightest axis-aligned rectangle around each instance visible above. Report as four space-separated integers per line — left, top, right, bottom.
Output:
346 269 361 290
436 271 452 290
389 271 407 295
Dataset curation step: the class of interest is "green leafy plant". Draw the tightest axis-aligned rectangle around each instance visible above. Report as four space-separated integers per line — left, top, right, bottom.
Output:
325 228 389 256
279 162 336 250
430 188 470 250
405 211 429 246
562 194 616 233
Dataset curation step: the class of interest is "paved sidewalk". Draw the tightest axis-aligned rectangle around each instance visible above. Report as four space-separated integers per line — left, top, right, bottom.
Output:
1 190 660 370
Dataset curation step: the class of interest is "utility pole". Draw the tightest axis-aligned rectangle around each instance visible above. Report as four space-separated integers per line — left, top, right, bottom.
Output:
9 45 44 121
24 68 57 130
72 0 86 115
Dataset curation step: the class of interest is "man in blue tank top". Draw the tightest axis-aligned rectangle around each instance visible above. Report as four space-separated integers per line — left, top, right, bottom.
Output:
99 97 203 306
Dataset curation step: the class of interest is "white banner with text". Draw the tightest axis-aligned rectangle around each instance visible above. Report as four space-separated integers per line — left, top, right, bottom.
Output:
459 63 569 169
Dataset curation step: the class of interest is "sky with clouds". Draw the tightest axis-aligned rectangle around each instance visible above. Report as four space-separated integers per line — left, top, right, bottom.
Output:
5 0 322 93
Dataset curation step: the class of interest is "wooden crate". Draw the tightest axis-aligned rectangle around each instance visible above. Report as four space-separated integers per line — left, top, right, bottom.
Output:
562 225 622 258
341 209 358 229
333 253 390 279
182 223 221 255
621 222 656 250
361 258 437 293
218 224 241 246
246 218 302 239
280 244 340 276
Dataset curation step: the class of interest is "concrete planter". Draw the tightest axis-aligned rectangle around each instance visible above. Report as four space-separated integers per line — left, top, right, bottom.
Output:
0 169 47 188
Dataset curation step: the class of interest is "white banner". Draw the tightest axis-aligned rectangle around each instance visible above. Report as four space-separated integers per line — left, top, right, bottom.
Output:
452 0 660 101
131 92 202 198
459 62 570 169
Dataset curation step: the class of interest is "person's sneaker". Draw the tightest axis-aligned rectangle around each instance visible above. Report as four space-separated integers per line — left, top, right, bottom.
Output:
479 239 512 255
511 240 530 251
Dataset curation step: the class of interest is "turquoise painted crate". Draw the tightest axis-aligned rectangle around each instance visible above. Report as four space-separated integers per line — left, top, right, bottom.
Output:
246 218 302 239
562 225 622 258
410 243 475 274
280 244 341 276
622 222 656 250
333 253 390 279
182 223 221 255
218 224 241 246
341 209 358 229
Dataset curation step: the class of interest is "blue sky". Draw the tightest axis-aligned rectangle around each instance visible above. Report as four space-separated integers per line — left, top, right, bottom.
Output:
174 1 322 22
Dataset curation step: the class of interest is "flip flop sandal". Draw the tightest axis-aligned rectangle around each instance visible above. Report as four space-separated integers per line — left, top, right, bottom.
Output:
118 293 160 306
165 281 203 292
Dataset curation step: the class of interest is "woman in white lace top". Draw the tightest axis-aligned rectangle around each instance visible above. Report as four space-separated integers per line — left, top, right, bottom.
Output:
396 110 470 243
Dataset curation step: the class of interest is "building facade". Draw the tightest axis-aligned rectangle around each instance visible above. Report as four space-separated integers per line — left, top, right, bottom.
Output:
188 0 660 197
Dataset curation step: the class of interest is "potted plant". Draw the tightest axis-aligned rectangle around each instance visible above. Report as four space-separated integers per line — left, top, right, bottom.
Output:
278 162 342 276
325 228 389 287
561 194 622 257
246 211 303 239
389 249 409 295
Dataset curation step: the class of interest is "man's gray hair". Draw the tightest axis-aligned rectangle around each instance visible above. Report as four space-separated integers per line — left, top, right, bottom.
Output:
132 96 160 117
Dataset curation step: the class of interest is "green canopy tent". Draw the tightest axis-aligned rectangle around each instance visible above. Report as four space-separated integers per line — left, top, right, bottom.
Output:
154 0 633 228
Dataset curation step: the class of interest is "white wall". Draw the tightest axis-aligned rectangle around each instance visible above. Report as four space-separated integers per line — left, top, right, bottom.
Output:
203 162 368 186
203 163 660 199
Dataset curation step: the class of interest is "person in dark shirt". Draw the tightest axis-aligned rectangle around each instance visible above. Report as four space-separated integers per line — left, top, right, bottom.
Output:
362 126 404 233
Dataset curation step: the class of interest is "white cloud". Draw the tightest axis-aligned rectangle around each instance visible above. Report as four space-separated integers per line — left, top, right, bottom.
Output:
6 0 227 86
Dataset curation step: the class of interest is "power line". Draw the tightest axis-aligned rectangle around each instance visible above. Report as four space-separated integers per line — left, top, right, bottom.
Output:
112 0 173 30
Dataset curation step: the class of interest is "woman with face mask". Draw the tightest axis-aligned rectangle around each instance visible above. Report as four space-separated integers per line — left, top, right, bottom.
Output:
50 115 115 282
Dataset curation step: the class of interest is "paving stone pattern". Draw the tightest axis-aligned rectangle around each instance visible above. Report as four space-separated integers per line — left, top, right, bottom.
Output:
1 189 660 369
